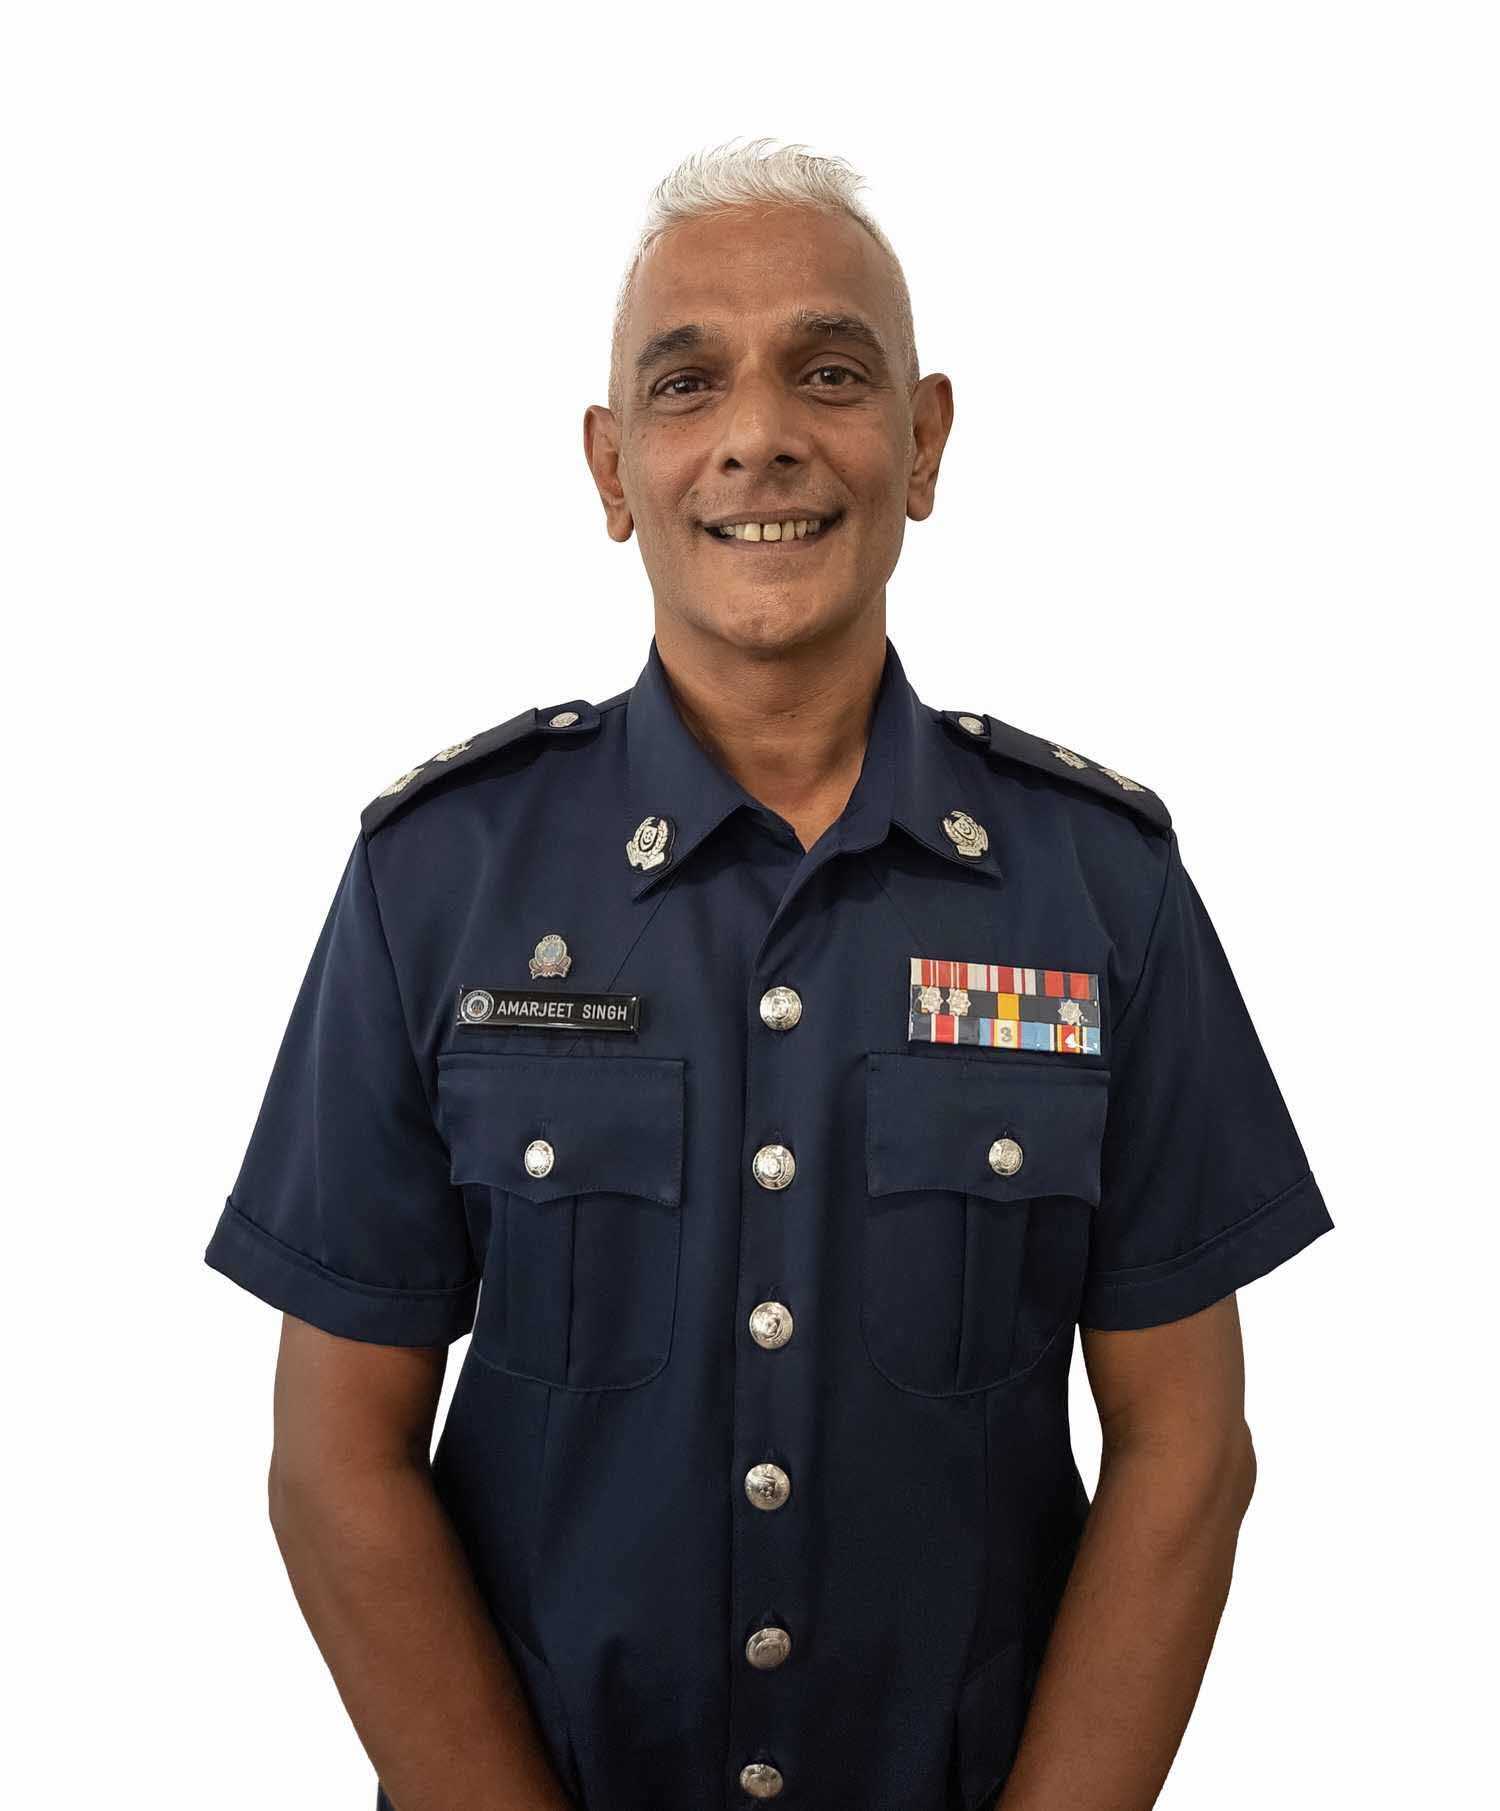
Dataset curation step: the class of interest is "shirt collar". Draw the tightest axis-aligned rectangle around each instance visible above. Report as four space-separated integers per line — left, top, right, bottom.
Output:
623 633 1003 895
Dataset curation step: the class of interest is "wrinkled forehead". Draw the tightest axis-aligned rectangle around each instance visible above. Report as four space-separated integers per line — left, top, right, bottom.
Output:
627 206 898 356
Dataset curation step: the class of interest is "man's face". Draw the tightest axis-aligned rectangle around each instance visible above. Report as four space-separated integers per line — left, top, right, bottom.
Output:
586 205 951 656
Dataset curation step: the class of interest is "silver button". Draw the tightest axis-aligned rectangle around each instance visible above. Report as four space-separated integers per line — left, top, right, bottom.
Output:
739 1762 784 1799
758 985 802 1031
745 1625 792 1669
988 1136 1024 1177
548 710 580 728
956 713 986 736
748 1301 794 1349
752 1143 795 1190
523 1138 555 1178
745 1461 791 1510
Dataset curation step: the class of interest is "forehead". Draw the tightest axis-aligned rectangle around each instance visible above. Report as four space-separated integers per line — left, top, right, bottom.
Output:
627 205 894 346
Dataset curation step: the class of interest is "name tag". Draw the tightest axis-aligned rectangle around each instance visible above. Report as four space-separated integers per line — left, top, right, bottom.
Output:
455 987 640 1033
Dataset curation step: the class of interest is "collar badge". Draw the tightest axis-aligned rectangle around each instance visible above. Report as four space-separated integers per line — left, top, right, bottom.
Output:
941 808 989 859
627 813 675 872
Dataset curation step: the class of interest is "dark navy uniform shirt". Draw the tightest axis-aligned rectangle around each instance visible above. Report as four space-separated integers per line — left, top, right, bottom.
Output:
206 634 1332 1811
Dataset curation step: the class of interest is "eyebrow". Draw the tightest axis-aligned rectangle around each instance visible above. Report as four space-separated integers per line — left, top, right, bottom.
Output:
633 309 891 384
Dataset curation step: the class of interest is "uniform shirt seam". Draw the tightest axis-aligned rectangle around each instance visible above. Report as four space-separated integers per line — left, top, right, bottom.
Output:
1110 824 1178 1034
1082 1169 1317 1289
220 1195 481 1300
359 827 452 1150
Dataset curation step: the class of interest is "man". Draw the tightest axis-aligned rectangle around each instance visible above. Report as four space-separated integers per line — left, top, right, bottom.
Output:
206 137 1332 1811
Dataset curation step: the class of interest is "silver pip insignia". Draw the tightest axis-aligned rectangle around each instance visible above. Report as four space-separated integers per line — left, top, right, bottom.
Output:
528 932 572 979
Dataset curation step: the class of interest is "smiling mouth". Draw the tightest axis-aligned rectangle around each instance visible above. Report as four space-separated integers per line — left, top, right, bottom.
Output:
701 510 845 546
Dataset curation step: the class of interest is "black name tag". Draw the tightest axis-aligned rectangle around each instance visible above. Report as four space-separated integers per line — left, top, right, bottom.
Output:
455 986 640 1033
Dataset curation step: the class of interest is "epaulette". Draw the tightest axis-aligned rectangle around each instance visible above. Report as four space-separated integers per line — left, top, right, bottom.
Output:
937 707 1172 831
361 697 601 837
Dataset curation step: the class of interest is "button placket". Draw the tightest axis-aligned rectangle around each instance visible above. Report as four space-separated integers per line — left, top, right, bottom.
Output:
737 964 806 1797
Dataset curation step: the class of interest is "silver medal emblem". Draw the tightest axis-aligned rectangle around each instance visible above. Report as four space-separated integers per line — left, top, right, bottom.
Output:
947 987 971 1017
459 988 496 1024
917 984 943 1015
626 813 675 872
528 932 572 979
1058 998 1084 1025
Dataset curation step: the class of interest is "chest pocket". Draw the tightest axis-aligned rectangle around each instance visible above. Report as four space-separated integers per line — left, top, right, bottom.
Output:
436 1050 685 1391
863 1052 1107 1395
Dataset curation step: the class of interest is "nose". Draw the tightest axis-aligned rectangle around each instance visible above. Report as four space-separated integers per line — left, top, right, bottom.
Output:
712 368 813 475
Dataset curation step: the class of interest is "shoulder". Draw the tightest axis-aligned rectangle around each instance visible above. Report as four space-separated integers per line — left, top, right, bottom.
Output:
360 688 629 838
933 706 1172 833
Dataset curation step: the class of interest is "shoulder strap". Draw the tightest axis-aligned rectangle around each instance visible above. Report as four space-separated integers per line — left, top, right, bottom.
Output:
937 707 1172 831
361 698 601 837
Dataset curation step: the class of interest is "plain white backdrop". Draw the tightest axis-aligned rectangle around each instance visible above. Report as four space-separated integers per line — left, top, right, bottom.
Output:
5 3 1494 1805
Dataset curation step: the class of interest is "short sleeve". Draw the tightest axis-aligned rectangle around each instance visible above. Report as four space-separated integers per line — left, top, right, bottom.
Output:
1079 829 1333 1331
204 834 479 1345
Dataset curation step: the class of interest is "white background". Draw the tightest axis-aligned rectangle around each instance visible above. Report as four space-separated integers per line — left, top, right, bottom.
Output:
5 3 1493 1805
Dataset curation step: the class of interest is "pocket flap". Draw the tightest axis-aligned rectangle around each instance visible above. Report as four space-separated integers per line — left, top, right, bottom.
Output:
437 1051 685 1206
866 1051 1107 1206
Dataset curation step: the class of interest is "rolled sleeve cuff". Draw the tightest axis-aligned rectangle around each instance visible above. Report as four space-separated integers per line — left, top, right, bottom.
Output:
204 1197 480 1347
1078 1170 1333 1332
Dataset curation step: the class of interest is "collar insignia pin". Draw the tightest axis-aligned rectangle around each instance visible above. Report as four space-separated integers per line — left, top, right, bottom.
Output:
627 813 675 872
941 808 989 859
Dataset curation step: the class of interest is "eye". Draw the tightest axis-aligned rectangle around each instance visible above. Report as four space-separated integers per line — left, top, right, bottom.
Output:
806 364 866 387
652 374 710 399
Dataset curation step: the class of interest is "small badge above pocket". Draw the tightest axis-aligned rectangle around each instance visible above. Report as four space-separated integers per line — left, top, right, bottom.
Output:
908 957 1101 1055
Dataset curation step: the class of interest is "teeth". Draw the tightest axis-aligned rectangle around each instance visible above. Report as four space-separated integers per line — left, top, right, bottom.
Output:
713 517 827 541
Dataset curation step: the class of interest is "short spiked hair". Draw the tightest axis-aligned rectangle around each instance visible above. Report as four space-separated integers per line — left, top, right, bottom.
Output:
608 135 919 417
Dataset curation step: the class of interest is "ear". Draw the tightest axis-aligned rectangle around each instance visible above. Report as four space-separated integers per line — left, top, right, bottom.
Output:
906 372 954 523
583 404 635 543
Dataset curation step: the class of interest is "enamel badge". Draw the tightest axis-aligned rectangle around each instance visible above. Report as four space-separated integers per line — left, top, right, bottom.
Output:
528 932 571 978
908 957 1101 1054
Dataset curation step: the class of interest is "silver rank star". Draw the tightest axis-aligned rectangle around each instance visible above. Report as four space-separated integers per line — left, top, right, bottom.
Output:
941 808 989 859
947 987 971 1016
1058 998 1084 1025
378 765 425 798
1051 746 1088 770
917 984 943 1015
1096 764 1146 793
431 739 472 763
626 813 675 872
528 932 572 978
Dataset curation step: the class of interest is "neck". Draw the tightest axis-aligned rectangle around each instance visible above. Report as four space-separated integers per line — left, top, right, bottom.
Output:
652 609 888 854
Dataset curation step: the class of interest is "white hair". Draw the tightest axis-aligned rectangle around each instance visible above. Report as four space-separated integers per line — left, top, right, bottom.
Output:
607 135 919 418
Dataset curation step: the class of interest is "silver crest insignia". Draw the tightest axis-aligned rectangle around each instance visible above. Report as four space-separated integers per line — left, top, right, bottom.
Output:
626 814 675 872
941 809 989 859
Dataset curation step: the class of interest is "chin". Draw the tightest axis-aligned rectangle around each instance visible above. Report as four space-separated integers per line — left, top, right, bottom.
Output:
700 594 858 657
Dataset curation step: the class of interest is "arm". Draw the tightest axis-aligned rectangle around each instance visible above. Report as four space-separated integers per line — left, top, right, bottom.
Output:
994 1295 1257 1811
266 1313 575 1811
